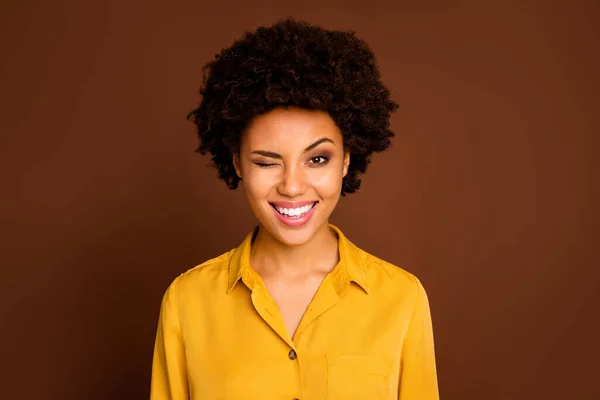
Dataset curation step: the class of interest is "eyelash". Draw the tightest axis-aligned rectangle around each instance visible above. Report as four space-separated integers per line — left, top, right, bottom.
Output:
253 155 330 168
254 162 276 168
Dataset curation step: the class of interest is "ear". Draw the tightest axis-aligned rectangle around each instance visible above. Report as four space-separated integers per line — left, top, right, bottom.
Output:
233 153 242 179
342 152 350 177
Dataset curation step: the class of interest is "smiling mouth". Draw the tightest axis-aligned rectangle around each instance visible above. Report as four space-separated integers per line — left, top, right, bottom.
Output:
270 202 318 218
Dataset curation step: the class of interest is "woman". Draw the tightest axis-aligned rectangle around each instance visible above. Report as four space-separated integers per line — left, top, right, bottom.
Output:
151 17 439 400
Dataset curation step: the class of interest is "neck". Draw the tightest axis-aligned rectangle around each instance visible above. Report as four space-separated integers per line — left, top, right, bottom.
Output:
250 223 339 279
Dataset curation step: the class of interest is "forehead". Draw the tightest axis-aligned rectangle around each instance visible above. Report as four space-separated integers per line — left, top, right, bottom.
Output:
242 107 342 148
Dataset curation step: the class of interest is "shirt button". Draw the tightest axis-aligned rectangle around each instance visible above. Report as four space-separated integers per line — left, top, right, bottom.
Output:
288 349 297 360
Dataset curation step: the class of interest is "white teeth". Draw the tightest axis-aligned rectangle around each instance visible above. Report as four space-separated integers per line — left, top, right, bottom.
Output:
275 203 315 217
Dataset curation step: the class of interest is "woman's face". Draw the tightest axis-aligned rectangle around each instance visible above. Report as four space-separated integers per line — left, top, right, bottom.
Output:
234 107 350 247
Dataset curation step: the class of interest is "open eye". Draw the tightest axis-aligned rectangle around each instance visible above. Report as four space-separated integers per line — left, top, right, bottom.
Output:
309 155 329 165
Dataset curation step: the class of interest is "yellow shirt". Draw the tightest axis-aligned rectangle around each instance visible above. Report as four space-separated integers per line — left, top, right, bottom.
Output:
151 224 439 399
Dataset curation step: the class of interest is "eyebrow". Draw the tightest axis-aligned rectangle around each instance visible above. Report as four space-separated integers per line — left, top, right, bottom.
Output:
251 137 335 159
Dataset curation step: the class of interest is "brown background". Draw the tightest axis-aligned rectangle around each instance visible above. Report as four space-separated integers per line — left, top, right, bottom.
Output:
1 0 598 399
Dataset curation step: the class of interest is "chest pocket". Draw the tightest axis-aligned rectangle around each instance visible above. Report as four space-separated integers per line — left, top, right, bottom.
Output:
326 354 391 399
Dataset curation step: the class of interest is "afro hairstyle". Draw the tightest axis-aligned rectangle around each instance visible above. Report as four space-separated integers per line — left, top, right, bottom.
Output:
187 17 399 196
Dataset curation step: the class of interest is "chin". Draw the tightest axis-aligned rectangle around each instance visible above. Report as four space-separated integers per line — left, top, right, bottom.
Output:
271 226 319 247
258 217 327 247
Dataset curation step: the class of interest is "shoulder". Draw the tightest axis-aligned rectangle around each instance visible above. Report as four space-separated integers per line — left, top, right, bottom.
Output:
164 249 234 298
358 247 426 302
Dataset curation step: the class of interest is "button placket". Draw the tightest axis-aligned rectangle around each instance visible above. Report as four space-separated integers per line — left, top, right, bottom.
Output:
288 350 300 399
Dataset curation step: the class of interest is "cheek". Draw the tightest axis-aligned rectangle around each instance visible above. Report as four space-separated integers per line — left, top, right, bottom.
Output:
311 167 344 197
241 168 273 199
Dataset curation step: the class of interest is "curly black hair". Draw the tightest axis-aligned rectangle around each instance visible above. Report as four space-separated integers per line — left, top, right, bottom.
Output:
187 17 398 196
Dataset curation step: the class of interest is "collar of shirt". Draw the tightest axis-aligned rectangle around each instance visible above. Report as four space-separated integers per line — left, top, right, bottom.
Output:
226 224 370 296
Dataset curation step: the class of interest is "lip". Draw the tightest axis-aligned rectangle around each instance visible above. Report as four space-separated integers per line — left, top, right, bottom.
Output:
270 201 318 228
270 200 316 209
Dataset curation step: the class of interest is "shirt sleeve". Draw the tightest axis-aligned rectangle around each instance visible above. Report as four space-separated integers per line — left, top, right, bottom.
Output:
150 280 189 400
398 276 439 399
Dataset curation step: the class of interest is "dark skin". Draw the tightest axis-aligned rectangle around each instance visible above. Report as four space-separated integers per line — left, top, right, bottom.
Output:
233 107 350 338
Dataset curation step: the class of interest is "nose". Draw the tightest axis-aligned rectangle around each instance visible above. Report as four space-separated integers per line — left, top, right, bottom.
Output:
277 165 306 197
